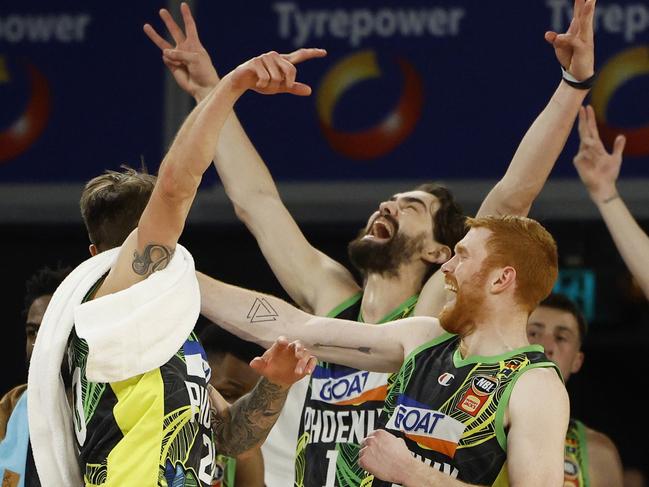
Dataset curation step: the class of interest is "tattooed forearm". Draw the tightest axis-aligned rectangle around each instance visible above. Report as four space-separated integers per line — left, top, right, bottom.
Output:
212 378 288 456
313 343 372 354
132 244 174 276
247 297 279 323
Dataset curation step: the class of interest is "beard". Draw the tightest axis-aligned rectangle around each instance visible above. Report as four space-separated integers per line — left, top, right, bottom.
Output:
439 270 489 337
348 222 426 278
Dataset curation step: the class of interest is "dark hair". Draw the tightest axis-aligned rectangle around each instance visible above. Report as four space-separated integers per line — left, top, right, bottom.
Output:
24 264 72 315
415 183 467 281
80 166 156 251
197 317 265 365
539 293 588 343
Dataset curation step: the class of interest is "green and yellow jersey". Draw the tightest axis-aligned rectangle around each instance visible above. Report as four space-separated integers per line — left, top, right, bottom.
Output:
564 419 590 487
360 333 559 487
68 278 216 486
295 293 418 487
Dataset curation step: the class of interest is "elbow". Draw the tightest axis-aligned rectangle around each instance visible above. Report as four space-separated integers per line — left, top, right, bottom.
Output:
232 193 283 229
233 200 251 223
492 183 533 217
157 164 199 203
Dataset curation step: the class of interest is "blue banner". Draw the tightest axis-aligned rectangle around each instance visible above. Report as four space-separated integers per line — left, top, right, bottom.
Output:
1 0 648 183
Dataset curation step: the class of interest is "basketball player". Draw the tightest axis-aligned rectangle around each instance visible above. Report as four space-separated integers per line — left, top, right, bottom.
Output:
28 52 318 486
528 293 623 486
198 215 568 486
0 265 70 486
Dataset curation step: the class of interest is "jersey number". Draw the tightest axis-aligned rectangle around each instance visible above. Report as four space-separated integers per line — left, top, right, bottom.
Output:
323 449 339 487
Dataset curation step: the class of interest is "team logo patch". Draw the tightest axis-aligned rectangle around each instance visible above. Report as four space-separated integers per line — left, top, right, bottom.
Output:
438 372 455 386
458 394 481 414
385 396 465 458
502 359 524 378
471 375 499 396
456 375 498 416
310 367 388 405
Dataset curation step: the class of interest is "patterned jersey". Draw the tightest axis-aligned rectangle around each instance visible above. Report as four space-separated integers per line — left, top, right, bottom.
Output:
360 333 559 487
564 419 590 487
68 278 216 486
295 294 418 487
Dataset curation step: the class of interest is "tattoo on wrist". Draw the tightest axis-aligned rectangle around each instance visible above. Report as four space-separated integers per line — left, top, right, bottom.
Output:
132 244 174 276
313 343 372 354
601 194 620 204
247 297 279 323
212 378 287 456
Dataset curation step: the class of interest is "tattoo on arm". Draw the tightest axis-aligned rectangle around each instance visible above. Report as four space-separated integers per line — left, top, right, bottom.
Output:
313 343 372 354
132 244 174 276
211 378 288 456
247 297 279 323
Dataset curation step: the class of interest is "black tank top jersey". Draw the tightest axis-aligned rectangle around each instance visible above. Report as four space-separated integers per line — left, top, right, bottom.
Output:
361 333 559 487
67 277 216 486
295 294 418 487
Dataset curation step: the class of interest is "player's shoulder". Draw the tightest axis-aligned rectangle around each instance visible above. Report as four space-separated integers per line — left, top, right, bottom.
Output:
511 366 568 408
584 425 619 456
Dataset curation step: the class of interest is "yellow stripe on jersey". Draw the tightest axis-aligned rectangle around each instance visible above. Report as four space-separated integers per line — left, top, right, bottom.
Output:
102 370 164 486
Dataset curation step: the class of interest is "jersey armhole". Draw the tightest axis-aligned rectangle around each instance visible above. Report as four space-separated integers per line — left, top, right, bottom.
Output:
495 361 561 452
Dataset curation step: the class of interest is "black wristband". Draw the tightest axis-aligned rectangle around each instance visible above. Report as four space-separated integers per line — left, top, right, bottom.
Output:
561 67 596 90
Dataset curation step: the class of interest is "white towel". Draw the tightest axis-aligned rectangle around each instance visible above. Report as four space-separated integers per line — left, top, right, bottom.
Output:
27 243 199 486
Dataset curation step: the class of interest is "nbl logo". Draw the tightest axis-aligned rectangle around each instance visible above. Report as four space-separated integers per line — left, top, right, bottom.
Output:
472 375 498 396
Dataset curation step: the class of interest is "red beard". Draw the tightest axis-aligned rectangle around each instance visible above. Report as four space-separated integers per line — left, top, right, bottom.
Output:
439 272 488 337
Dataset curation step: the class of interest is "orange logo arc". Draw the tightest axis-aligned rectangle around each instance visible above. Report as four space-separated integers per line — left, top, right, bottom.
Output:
316 50 424 160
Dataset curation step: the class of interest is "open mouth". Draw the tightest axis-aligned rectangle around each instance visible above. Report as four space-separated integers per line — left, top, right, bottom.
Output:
445 282 458 293
444 277 458 294
365 217 395 241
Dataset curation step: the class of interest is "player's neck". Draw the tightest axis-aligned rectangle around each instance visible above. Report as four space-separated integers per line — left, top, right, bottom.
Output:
458 308 530 358
360 268 422 324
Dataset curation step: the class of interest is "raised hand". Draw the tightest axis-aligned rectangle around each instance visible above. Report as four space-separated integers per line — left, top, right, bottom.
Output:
225 50 325 97
249 337 317 389
573 105 626 202
545 0 595 80
144 2 219 100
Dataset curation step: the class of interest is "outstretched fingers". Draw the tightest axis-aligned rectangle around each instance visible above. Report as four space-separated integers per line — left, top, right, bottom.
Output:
159 8 185 45
585 105 601 140
578 0 596 42
612 134 627 158
180 2 199 40
282 48 327 65
143 23 172 51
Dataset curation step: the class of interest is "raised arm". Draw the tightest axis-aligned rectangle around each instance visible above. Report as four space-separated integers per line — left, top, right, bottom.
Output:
197 272 442 373
573 105 649 298
477 0 595 218
95 50 314 298
144 4 360 314
416 0 596 317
